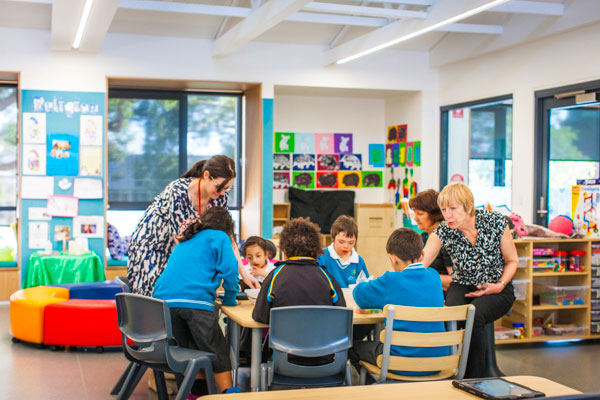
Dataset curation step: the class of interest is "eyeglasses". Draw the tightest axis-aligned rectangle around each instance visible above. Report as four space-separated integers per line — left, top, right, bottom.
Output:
210 176 233 194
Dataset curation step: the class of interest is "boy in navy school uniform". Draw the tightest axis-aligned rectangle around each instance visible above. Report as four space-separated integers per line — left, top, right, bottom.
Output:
349 228 449 377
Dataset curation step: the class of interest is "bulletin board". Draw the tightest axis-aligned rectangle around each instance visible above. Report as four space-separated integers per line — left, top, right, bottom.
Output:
20 90 105 283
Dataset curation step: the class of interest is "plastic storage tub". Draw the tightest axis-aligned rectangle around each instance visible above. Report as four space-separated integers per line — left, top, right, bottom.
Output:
494 327 520 340
512 279 530 301
517 256 530 268
592 278 600 288
543 325 587 336
592 322 600 334
534 283 588 306
532 257 557 273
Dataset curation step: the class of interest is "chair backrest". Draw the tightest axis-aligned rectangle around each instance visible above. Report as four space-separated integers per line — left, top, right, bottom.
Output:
269 306 353 379
378 304 475 381
115 276 131 293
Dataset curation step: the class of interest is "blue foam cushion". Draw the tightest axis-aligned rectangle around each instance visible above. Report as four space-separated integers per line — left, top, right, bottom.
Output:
51 281 123 300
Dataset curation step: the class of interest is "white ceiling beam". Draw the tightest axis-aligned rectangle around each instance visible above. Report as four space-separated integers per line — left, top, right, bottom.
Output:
119 1 250 18
323 0 509 65
344 0 435 5
303 2 428 19
78 0 120 52
440 22 502 34
51 0 85 51
290 12 389 27
213 0 312 57
488 0 564 16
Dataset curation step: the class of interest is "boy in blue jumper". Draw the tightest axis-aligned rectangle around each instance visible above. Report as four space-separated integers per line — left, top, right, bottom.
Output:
349 227 449 377
153 207 241 396
318 215 369 288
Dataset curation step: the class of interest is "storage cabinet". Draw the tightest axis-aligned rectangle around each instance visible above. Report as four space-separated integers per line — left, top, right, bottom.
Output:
272 203 290 237
496 238 598 344
354 204 395 278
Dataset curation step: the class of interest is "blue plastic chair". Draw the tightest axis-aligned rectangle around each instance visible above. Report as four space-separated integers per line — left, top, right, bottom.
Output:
259 306 353 390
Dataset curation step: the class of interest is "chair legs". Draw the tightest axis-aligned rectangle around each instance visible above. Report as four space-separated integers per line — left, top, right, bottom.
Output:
483 323 504 377
359 366 367 385
153 370 169 400
344 365 352 386
117 363 148 400
110 361 134 395
174 358 217 400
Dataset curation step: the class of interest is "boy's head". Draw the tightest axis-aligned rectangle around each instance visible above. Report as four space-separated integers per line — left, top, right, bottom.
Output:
386 228 424 270
330 215 358 258
279 217 323 259
242 236 268 269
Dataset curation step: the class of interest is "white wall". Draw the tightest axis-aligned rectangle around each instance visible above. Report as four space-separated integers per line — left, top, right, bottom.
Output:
437 22 600 223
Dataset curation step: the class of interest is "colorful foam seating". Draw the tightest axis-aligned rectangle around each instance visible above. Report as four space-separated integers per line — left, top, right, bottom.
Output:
51 280 122 300
9 286 69 344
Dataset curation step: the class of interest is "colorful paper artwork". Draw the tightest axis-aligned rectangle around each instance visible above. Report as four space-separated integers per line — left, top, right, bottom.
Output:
80 146 102 176
23 112 46 144
334 133 353 154
292 154 316 171
22 144 46 175
406 142 414 167
385 144 394 167
413 141 421 167
274 132 294 153
338 171 361 188
314 133 334 154
399 142 406 167
397 124 407 142
28 221 48 249
80 115 103 146
317 172 338 189
368 144 384 168
47 133 79 176
273 154 291 171
273 172 290 189
46 195 79 218
362 171 383 188
391 143 400 167
339 154 362 171
387 125 398 143
292 171 315 189
317 154 339 171
295 133 314 154
73 216 104 238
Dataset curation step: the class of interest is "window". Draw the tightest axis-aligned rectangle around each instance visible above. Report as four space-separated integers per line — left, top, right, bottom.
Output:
0 84 18 259
441 96 513 208
107 89 242 236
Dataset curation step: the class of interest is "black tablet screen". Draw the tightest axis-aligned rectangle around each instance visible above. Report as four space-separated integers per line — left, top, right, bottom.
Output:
469 379 537 397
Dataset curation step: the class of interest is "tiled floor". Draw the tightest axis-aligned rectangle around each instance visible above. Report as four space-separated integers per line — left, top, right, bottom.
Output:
1 303 599 399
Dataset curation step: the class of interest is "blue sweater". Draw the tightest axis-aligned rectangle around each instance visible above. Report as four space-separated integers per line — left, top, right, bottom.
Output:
318 247 369 288
153 229 239 311
353 263 449 375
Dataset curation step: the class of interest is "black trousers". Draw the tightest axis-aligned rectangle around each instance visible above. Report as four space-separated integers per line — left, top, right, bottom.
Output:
445 282 515 378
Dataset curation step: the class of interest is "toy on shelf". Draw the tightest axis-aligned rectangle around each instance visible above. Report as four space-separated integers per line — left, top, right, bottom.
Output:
548 215 574 236
569 250 586 272
554 251 568 272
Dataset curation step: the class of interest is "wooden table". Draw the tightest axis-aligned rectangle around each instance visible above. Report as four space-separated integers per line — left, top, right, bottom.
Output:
220 300 384 392
203 375 582 399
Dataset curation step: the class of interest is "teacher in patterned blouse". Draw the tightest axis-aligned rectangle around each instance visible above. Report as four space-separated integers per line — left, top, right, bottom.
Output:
421 183 518 378
127 155 260 296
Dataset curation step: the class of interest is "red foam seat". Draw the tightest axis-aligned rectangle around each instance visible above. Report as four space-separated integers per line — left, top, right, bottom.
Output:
43 299 122 347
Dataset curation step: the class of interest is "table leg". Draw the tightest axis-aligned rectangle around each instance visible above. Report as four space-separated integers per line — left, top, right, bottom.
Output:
250 327 261 392
227 319 240 387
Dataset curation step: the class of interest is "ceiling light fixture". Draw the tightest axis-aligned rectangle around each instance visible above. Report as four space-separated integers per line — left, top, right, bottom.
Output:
336 0 510 64
73 0 94 49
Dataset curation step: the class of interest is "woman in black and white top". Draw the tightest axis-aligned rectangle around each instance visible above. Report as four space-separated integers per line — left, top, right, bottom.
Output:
422 183 518 378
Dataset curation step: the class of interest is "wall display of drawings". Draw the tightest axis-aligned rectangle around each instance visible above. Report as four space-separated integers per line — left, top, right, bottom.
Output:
273 132 383 190
20 89 107 282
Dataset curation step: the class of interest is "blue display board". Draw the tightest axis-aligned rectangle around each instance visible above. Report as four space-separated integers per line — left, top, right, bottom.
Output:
20 90 106 284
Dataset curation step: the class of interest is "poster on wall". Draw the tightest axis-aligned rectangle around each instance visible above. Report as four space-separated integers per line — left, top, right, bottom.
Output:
316 154 339 171
292 171 315 189
73 216 104 238
314 133 334 154
391 143 400 167
80 115 103 146
398 124 407 142
28 207 51 221
334 133 353 154
385 143 394 167
28 221 49 249
47 133 79 176
295 133 314 153
399 142 406 166
387 125 398 143
406 142 414 167
273 172 290 189
46 195 79 218
413 141 421 167
362 171 383 188
22 113 46 144
21 176 54 199
338 171 361 188
80 146 102 176
274 132 294 153
316 172 338 189
339 154 362 171
22 144 46 175
292 154 316 171
73 178 103 199
273 154 291 170
368 144 384 168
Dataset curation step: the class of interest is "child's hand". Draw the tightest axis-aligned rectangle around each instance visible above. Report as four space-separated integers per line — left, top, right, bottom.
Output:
251 266 267 277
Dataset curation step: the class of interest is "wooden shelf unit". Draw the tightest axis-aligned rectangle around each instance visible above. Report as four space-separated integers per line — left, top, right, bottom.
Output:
272 203 291 237
496 238 599 344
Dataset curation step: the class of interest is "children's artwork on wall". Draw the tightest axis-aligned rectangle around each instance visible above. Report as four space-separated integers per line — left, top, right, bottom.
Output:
368 144 384 168
314 133 334 154
398 124 407 142
47 133 79 176
73 178 103 199
295 133 314 153
316 154 339 171
334 133 353 154
28 221 48 249
273 154 291 170
21 176 54 199
274 132 294 153
292 154 316 171
273 172 290 189
413 141 421 167
73 216 104 238
361 171 383 188
406 142 414 167
58 178 72 191
292 171 315 189
339 154 362 170
28 207 51 221
22 112 46 144
22 144 46 175
54 225 71 241
338 171 361 188
385 144 394 167
80 115 103 146
317 172 338 188
391 143 400 167
46 195 78 218
80 146 102 176
387 125 398 143
399 142 406 167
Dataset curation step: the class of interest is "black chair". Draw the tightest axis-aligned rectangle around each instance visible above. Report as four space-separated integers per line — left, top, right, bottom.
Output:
115 293 218 400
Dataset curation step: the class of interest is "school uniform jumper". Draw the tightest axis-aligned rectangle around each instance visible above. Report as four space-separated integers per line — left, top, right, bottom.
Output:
318 244 369 288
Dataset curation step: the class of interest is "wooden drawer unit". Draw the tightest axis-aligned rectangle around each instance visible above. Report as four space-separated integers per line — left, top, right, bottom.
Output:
355 204 395 237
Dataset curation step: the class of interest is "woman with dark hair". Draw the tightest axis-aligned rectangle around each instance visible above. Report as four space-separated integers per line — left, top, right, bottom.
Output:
128 155 260 296
409 189 453 290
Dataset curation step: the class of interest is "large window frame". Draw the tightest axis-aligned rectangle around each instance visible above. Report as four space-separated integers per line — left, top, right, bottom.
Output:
0 83 18 220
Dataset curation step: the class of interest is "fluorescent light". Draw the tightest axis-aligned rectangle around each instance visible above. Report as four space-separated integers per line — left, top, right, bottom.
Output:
336 0 510 64
73 0 94 49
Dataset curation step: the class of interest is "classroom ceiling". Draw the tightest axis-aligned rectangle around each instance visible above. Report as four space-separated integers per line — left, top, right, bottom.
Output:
1 0 598 66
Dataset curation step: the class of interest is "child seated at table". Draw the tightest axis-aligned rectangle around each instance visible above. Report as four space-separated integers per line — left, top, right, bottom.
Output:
241 236 276 283
349 228 448 377
153 207 241 396
318 215 369 288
